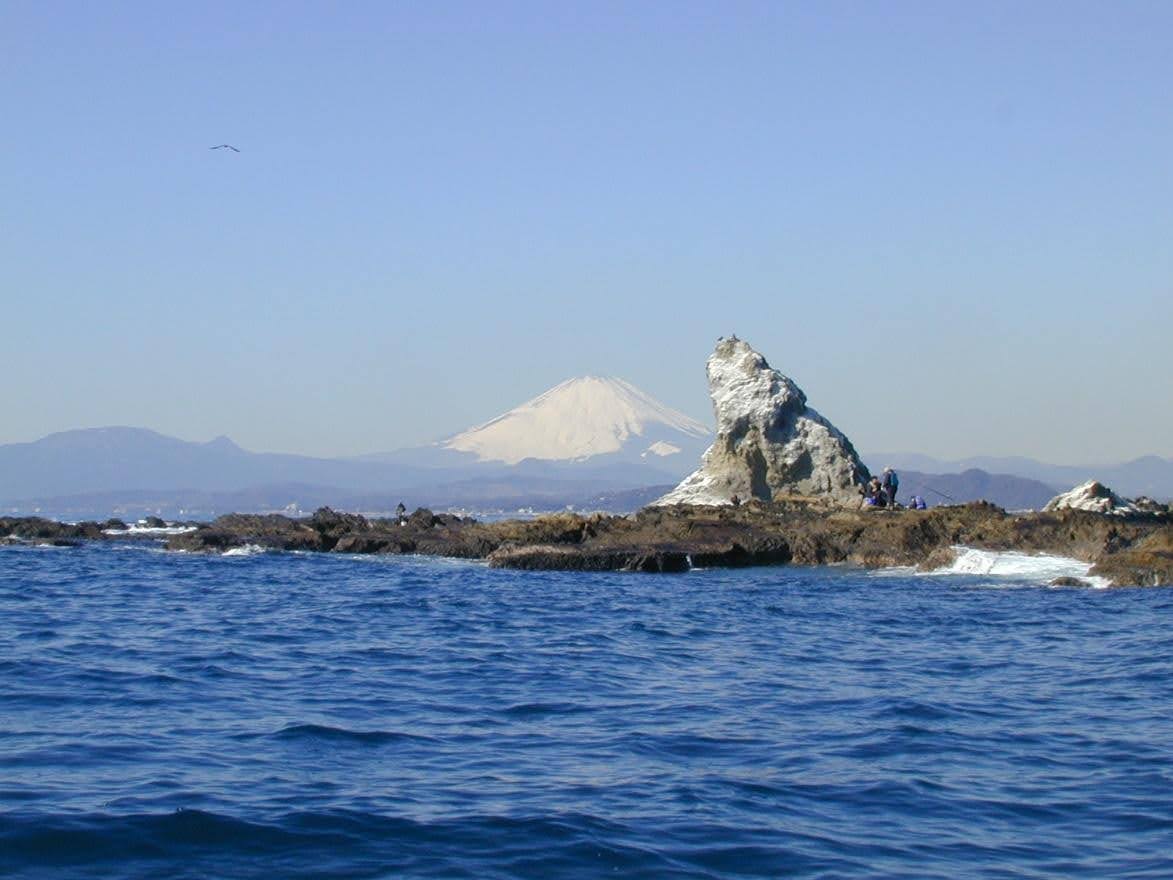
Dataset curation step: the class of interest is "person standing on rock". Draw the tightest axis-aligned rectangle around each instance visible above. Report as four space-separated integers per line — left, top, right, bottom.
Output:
882 468 899 509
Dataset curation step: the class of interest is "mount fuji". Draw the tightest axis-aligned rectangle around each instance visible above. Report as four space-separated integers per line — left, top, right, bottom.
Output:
368 376 714 483
443 376 711 468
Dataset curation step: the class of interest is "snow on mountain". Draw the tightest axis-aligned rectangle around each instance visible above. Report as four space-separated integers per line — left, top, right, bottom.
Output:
443 377 711 465
643 441 682 458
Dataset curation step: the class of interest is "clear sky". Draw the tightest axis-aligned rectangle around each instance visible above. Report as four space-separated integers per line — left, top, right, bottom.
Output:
3 1 1170 463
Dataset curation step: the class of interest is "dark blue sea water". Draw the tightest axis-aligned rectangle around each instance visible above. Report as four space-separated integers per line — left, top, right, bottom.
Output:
2 542 1172 879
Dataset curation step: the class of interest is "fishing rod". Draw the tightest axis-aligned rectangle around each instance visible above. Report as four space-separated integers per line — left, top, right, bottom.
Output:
922 485 956 502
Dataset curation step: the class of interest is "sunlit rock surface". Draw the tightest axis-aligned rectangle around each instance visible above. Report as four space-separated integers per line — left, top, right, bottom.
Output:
1044 480 1138 515
655 337 868 507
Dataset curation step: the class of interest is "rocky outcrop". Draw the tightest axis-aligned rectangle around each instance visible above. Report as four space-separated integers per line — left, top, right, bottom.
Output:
5 504 1171 586
483 501 1171 584
0 517 108 545
164 507 489 557
1090 531 1173 586
1044 480 1139 515
655 337 868 507
169 501 1168 585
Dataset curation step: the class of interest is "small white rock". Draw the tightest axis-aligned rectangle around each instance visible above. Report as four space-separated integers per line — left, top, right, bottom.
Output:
1043 480 1139 515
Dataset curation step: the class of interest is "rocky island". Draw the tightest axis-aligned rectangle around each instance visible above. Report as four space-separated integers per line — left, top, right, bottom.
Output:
2 339 1169 586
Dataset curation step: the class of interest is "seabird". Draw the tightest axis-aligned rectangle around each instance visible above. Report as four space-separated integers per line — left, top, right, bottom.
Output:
209 144 240 152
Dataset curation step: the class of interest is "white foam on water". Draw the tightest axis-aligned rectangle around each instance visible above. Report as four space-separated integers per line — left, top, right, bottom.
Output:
222 544 267 557
103 525 197 536
870 565 918 578
924 546 1110 588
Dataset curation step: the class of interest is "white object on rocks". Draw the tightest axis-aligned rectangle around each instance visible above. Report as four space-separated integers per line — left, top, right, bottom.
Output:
1043 480 1139 515
655 337 868 506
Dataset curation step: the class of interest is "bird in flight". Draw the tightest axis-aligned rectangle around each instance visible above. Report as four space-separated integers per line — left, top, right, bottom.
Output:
209 144 240 152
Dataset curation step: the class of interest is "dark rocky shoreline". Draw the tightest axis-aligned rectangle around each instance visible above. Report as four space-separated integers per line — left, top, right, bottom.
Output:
4 502 1169 587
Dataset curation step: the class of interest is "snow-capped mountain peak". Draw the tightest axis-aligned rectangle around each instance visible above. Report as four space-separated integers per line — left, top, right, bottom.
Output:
443 376 710 465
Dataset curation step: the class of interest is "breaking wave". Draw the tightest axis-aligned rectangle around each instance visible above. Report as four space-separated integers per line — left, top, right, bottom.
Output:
101 525 197 536
928 546 1109 587
221 544 268 557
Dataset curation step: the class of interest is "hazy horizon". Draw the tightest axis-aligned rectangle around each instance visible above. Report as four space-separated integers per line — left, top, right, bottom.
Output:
4 2 1170 462
7 410 1170 471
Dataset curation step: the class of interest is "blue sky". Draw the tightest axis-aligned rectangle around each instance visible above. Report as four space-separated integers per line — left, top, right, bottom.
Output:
3 1 1170 463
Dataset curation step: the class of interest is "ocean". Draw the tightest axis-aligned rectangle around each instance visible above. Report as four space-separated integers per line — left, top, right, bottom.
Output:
2 541 1171 878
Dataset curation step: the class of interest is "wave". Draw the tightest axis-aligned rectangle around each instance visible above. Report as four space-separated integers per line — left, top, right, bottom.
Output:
0 808 674 878
5 541 1172 879
0 808 358 870
266 723 435 745
927 546 1109 587
101 525 197 536
221 544 268 557
500 701 593 718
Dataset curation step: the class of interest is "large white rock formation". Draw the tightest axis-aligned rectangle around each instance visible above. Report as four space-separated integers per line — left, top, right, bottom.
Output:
1044 480 1139 515
655 337 869 506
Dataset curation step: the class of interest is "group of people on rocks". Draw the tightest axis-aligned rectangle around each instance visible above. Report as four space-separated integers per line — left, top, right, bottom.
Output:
860 467 927 510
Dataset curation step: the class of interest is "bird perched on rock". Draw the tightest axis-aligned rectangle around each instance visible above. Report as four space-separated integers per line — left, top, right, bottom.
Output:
209 144 240 152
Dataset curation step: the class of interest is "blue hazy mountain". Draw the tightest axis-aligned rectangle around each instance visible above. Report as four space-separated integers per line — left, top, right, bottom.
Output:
893 469 1059 511
0 427 435 502
872 452 1173 500
0 376 713 517
0 423 693 509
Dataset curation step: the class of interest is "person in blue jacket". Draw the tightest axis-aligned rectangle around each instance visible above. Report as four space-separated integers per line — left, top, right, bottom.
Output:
882 468 900 508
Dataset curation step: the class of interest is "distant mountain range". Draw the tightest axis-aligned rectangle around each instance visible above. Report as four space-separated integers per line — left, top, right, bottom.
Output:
0 377 711 519
895 469 1059 512
870 453 1173 501
0 427 428 502
2 377 1168 520
0 426 689 520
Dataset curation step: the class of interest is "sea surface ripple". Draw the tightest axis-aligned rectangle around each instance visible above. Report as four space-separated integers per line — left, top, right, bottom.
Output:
2 543 1172 878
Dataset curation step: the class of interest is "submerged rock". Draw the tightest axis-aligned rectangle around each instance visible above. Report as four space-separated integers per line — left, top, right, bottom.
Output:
1044 480 1139 516
655 337 868 507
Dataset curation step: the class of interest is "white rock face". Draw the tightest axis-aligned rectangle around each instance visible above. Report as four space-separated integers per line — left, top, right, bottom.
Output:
655 337 868 506
1044 480 1139 515
444 376 710 465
